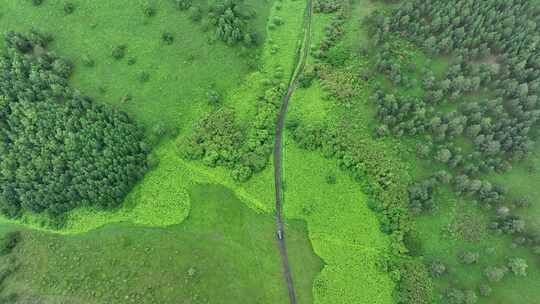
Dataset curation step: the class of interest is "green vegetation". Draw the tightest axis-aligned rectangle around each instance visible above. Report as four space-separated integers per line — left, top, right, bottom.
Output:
0 31 148 219
0 231 21 256
358 0 540 303
0 185 322 303
0 0 272 131
1 0 539 303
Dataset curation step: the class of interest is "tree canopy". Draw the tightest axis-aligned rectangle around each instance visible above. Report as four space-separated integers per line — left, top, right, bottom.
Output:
0 31 148 218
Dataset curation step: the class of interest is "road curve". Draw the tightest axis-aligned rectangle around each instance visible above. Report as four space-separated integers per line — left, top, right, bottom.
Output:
273 1 313 304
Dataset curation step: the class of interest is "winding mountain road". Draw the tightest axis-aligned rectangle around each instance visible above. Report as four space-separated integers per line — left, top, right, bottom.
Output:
273 1 313 304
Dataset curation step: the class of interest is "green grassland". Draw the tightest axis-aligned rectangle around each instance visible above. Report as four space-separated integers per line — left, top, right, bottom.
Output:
279 1 399 303
281 142 395 304
0 0 272 131
0 0 331 303
0 184 322 303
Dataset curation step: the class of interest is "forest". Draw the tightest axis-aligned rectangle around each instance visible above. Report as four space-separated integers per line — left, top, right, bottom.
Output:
0 31 148 220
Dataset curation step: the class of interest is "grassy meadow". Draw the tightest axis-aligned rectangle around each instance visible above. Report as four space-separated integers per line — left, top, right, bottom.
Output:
0 0 344 303
0 184 322 303
0 0 272 131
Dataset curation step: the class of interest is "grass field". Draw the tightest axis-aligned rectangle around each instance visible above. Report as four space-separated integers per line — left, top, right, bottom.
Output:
277 1 398 303
415 188 540 304
0 184 322 303
0 1 330 303
282 142 395 304
0 0 272 132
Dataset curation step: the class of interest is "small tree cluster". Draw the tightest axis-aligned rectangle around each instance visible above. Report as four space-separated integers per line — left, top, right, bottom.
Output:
208 0 259 47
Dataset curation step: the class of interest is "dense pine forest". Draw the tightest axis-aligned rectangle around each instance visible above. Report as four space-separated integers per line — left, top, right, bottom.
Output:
0 31 148 220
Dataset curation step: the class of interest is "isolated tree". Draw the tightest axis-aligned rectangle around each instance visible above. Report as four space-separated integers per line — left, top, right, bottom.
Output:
175 0 192 10
484 266 507 282
507 257 528 276
429 260 446 277
112 44 127 59
459 251 480 265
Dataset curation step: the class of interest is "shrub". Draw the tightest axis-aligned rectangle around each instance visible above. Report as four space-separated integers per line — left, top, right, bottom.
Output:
272 16 284 26
64 2 75 14
81 55 95 67
189 6 202 22
175 0 192 10
478 283 492 297
209 0 256 46
325 172 337 184
507 257 528 276
207 89 221 105
459 251 480 265
484 266 507 282
138 71 150 83
0 232 21 255
429 260 446 277
143 2 156 17
162 32 174 45
127 57 137 65
395 260 434 304
314 0 341 13
112 45 127 60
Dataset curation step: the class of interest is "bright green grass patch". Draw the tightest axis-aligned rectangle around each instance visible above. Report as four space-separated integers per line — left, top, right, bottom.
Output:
0 0 273 131
227 0 307 125
281 136 395 304
289 81 329 124
0 184 322 303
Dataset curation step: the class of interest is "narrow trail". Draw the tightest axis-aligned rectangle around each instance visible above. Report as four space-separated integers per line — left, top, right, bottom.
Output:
273 1 313 304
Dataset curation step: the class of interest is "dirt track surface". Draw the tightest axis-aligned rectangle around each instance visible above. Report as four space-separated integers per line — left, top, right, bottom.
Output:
273 1 313 303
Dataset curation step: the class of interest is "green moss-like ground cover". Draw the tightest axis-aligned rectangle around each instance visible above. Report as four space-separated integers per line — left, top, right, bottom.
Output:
0 184 322 303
